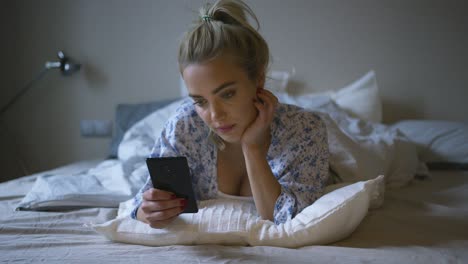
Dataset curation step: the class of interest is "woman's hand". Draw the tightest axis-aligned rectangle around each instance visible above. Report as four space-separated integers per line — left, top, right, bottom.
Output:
240 88 279 155
136 188 186 229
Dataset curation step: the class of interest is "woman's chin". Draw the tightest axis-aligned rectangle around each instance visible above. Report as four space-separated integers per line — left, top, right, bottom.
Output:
220 136 239 144
217 133 241 145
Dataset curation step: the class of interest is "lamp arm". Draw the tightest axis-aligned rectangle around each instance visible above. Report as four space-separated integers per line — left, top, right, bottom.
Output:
0 51 80 118
0 68 49 118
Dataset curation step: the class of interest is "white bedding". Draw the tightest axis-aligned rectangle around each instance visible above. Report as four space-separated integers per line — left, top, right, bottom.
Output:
1 162 467 263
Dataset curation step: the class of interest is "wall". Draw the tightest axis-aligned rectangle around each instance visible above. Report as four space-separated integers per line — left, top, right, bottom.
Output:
253 0 468 122
1 0 467 181
1 0 24 181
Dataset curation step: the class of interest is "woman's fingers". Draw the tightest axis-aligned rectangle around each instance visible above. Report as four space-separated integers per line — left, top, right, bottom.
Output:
140 198 186 213
139 188 187 228
256 89 278 122
143 188 175 201
260 88 279 103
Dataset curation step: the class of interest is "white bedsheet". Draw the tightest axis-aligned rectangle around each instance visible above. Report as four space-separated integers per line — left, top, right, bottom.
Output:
1 162 467 263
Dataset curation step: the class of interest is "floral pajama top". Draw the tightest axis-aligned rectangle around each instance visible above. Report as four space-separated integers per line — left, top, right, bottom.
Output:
131 99 329 224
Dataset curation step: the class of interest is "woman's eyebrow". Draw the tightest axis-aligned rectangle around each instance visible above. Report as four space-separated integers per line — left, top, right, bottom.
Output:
189 81 236 98
212 81 236 94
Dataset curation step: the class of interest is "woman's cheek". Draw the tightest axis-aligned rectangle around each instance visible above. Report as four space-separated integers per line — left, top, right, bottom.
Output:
196 108 209 123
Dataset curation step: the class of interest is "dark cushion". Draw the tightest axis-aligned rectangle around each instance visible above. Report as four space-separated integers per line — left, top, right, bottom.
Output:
108 98 178 158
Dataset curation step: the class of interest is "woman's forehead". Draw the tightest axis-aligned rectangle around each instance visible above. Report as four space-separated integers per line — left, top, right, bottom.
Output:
183 59 246 86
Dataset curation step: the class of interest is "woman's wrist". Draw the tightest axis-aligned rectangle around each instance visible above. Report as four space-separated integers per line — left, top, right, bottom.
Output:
242 144 267 159
135 205 146 223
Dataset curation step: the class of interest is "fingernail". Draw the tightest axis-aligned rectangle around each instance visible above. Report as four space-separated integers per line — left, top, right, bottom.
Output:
171 194 177 199
180 199 187 206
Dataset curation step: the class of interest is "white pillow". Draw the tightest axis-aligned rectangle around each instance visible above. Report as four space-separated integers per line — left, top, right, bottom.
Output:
275 70 382 123
117 99 185 161
391 120 468 164
91 175 384 248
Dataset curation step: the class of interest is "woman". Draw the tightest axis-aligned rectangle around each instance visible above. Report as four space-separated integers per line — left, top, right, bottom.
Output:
132 0 329 227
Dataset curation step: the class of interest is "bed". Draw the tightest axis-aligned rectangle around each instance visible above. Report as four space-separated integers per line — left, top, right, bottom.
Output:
1 166 467 263
1 71 467 263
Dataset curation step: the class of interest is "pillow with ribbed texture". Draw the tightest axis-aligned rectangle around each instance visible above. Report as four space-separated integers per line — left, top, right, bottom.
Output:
91 175 384 248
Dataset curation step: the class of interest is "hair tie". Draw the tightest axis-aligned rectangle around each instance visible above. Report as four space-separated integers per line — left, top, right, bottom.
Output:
202 15 213 22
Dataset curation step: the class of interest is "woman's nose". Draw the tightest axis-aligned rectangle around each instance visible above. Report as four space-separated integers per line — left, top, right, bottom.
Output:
210 102 225 120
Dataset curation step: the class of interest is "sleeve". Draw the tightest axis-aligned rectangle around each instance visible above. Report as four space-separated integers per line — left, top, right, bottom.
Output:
272 112 329 224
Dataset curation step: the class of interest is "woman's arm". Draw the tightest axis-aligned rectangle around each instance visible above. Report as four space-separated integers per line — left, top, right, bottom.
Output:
243 147 281 221
241 89 281 221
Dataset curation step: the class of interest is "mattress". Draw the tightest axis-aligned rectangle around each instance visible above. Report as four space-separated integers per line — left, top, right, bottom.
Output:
1 161 467 263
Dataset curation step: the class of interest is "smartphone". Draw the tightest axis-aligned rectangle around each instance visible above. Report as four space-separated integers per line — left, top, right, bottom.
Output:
146 157 198 213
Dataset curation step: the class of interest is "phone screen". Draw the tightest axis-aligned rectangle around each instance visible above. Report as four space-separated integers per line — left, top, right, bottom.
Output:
146 157 198 213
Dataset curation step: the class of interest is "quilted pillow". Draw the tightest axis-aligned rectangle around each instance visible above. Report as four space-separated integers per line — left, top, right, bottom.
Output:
91 175 384 248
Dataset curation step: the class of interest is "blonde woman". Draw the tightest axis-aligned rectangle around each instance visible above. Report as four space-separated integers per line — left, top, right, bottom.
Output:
132 0 329 227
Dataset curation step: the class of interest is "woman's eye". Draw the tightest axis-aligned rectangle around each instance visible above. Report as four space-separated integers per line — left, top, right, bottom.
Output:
193 99 206 107
222 91 235 99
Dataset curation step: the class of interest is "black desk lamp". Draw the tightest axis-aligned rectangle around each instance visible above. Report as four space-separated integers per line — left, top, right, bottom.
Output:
0 51 81 117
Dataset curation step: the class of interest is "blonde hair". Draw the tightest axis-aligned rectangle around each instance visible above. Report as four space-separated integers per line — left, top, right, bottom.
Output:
178 0 270 150
178 0 270 82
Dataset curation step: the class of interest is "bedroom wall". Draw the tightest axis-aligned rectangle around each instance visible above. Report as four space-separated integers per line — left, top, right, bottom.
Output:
1 0 23 181
1 0 467 181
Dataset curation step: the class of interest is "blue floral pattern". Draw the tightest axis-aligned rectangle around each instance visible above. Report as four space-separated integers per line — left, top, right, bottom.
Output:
131 99 329 224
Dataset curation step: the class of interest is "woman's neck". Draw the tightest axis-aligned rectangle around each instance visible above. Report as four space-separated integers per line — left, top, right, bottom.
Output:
220 141 244 158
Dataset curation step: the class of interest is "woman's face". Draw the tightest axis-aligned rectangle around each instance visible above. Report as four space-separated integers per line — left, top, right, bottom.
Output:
182 55 262 144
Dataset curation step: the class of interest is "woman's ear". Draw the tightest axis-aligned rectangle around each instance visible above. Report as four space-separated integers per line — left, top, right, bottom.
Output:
256 72 266 90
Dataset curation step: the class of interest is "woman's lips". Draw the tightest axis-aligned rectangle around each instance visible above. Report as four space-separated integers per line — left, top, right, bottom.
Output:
216 124 235 134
